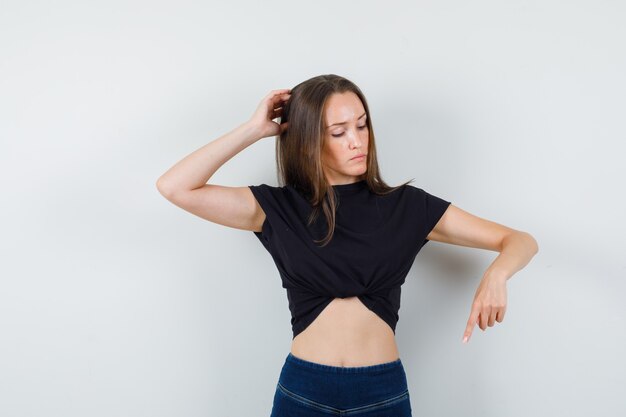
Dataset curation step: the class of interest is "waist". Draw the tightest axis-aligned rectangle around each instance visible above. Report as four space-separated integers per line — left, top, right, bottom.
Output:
277 352 409 411
290 297 400 367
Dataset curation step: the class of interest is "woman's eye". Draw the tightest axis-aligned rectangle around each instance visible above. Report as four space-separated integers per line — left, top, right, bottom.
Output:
331 125 367 137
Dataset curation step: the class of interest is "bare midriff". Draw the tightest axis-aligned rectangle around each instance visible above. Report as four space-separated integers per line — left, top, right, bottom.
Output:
290 296 400 367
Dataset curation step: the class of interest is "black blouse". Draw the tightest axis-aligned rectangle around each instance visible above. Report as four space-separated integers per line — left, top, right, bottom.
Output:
248 179 451 340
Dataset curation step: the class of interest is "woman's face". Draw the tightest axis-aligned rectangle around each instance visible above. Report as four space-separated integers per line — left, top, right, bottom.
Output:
321 91 369 185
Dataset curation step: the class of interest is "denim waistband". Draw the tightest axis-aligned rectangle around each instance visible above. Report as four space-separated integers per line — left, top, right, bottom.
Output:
278 352 409 410
286 352 403 374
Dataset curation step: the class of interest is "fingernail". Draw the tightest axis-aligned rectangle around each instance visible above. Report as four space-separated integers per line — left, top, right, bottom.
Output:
462 336 468 343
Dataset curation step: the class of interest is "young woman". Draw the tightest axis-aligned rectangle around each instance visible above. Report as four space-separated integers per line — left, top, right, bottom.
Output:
156 74 538 416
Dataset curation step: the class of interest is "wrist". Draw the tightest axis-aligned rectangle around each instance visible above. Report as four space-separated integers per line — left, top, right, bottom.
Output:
484 267 510 283
239 121 263 143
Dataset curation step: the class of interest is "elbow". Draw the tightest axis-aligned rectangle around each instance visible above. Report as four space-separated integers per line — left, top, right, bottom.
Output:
156 178 175 199
523 231 539 255
156 178 165 193
503 230 538 255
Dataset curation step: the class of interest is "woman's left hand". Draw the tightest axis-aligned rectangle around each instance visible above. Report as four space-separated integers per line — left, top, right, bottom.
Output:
462 274 508 344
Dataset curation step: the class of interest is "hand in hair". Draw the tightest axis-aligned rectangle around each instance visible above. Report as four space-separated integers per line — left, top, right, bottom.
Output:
247 89 291 139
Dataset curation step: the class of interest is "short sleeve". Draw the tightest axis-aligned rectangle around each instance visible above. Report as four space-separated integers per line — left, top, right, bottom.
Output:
411 186 452 247
248 184 284 252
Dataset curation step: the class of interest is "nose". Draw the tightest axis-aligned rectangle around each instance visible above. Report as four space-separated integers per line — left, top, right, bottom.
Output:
349 132 362 149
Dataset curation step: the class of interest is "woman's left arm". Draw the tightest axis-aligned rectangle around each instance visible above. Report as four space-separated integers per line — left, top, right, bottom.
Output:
426 204 539 344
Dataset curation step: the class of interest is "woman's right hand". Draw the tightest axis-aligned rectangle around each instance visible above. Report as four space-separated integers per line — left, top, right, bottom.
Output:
247 89 292 140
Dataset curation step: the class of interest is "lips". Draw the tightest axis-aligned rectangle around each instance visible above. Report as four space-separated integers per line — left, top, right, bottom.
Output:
351 154 366 160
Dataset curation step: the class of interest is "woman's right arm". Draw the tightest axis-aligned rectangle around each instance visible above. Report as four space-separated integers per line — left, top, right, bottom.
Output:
156 89 291 232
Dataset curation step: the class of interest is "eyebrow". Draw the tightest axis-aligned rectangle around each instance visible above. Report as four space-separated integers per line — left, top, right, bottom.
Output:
326 112 367 129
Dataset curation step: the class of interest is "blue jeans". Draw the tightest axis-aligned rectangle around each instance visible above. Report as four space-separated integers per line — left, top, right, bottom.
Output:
270 352 412 416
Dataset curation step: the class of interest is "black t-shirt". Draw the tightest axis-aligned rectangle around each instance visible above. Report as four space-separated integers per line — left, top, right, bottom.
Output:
248 179 451 340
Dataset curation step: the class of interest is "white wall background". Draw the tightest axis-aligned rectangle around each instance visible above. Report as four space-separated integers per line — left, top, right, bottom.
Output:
1 1 624 416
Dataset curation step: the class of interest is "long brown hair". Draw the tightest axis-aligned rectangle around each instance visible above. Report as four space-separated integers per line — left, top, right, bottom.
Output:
275 74 411 247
